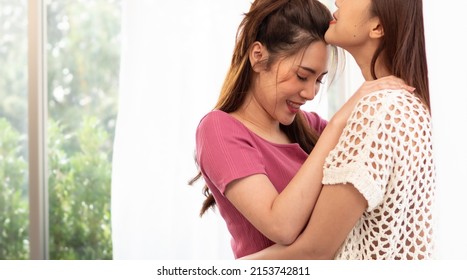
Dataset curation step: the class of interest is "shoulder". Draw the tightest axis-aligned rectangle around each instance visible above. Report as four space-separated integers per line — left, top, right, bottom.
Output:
197 110 243 132
196 110 253 145
358 89 427 109
354 89 430 119
199 109 234 126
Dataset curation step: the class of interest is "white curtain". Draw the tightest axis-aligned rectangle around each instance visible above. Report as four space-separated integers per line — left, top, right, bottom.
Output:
424 1 467 259
111 0 251 259
111 0 467 260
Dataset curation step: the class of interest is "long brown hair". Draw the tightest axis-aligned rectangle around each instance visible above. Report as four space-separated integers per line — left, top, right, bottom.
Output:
369 0 430 109
190 0 334 216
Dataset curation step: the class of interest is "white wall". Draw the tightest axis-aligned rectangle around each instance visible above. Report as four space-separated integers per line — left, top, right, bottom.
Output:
424 1 467 259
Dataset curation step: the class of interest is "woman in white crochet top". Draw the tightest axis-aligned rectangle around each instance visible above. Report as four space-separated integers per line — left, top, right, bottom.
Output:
243 0 435 259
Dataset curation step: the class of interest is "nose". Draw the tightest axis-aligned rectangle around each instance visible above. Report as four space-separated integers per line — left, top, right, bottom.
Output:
299 86 316 101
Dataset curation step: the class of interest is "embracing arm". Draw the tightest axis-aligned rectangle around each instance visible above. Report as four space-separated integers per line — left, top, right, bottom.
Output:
241 87 411 259
225 117 345 245
227 76 412 246
240 96 374 259
240 183 367 259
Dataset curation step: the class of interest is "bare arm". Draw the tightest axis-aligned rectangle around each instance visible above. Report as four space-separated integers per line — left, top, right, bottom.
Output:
225 118 344 245
240 183 367 259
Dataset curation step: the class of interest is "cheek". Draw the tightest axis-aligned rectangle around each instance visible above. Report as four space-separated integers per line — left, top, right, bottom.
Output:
277 81 301 100
274 73 296 94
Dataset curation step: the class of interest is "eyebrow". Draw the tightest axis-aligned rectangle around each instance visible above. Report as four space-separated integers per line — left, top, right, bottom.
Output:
299 65 328 76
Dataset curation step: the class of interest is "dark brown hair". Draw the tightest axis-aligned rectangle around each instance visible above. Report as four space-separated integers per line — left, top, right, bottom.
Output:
369 0 430 109
190 0 334 216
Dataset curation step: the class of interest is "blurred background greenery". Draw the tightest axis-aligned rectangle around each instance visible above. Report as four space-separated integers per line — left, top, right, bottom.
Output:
0 0 121 259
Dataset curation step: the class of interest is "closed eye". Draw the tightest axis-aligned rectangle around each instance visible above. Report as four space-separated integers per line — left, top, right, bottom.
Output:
297 74 308 81
297 65 328 84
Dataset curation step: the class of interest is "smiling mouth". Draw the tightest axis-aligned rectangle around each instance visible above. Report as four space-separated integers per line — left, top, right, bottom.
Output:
287 100 302 109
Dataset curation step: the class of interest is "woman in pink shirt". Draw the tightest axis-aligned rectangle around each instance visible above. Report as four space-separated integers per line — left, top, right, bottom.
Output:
192 0 411 259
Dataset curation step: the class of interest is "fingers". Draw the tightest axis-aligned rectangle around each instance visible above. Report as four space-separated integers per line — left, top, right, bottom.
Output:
401 84 416 93
378 76 415 92
353 75 416 103
359 77 415 94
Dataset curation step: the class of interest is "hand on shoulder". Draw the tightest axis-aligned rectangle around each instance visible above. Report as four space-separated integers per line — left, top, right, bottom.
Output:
330 75 415 127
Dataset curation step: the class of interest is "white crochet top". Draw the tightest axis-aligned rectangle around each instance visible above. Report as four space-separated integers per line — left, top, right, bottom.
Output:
322 89 436 260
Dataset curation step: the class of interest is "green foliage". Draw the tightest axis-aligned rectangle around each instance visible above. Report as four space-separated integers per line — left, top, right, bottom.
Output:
48 117 112 259
47 0 121 153
0 116 113 259
45 0 119 259
0 118 29 259
0 0 28 132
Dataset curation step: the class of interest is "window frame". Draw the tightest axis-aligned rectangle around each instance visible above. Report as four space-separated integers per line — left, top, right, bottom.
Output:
28 0 48 260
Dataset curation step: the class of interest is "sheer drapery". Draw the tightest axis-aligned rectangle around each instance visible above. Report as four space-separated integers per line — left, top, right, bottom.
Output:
424 1 467 259
111 0 467 259
111 0 251 259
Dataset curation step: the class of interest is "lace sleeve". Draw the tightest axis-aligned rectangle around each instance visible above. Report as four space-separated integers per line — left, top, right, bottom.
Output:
324 90 436 259
322 91 396 210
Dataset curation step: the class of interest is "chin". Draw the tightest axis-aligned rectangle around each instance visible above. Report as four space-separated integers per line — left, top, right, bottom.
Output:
324 30 338 45
280 117 295 126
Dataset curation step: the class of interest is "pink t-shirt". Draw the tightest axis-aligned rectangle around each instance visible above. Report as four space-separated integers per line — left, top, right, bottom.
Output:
196 110 327 258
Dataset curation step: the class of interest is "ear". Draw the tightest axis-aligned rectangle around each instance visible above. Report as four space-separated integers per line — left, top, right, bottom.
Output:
369 18 384 39
249 41 267 72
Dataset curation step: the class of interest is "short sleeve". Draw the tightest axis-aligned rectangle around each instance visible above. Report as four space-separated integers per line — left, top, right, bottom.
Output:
196 111 266 194
303 111 328 134
322 91 395 210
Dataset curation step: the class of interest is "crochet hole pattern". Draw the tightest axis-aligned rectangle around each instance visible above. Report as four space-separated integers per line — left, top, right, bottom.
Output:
323 90 435 260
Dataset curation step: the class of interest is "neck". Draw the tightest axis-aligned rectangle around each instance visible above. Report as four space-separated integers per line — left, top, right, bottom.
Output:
347 44 391 81
236 104 278 133
232 93 282 137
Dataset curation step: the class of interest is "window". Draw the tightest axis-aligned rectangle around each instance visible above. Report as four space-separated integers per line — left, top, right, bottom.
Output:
0 0 29 260
0 0 121 260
